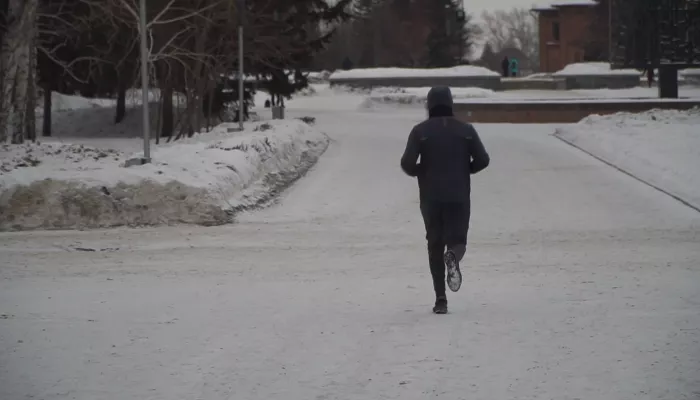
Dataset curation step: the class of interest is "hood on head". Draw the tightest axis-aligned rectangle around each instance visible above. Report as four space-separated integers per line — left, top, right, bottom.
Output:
426 86 454 111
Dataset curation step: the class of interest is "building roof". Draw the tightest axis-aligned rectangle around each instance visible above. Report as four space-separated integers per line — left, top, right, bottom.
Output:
531 0 597 12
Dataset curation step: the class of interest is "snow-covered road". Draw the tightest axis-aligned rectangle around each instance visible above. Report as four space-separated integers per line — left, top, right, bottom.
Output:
1 108 699 400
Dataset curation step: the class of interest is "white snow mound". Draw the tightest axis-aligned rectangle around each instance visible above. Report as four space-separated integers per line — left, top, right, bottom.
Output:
330 66 500 80
555 107 700 210
554 62 640 76
0 120 329 231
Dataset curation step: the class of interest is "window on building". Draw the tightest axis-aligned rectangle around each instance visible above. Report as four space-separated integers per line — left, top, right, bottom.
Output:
552 22 560 41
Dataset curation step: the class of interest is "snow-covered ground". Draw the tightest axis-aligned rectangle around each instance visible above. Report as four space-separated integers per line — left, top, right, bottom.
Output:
1 86 699 400
555 108 700 210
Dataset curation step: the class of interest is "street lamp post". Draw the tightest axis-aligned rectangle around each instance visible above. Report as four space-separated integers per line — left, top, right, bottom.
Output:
608 0 612 64
238 25 244 131
138 0 151 162
127 0 151 167
238 0 245 131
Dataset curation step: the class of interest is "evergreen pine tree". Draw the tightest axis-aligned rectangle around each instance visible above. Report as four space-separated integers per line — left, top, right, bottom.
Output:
353 0 381 67
421 0 471 67
251 0 352 104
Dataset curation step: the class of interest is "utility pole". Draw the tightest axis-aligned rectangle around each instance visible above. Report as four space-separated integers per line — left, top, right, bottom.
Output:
238 0 245 131
127 0 151 166
608 0 613 64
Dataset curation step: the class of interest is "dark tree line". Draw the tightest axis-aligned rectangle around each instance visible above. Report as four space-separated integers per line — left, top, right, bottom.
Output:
313 0 478 70
609 0 700 68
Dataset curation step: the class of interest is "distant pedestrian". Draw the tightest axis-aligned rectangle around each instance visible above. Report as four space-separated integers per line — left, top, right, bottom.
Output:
342 57 353 71
647 68 654 88
510 58 519 77
501 56 510 77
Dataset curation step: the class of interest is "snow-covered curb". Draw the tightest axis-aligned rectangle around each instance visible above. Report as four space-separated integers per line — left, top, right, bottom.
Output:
330 66 499 80
0 120 329 231
554 108 700 210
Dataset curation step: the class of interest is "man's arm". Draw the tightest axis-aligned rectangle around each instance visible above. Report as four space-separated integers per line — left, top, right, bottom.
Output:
400 127 421 177
468 125 490 174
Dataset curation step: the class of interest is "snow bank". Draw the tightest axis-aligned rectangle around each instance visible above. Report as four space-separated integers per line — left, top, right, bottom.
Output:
0 120 329 231
522 72 554 80
680 69 700 84
307 70 332 83
330 66 500 80
47 92 116 111
553 62 639 76
533 0 597 10
360 86 494 108
555 107 700 210
550 0 597 6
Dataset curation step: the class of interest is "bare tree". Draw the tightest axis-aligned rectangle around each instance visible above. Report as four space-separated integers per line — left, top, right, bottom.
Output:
0 0 39 144
74 0 235 139
481 7 538 67
1 0 349 144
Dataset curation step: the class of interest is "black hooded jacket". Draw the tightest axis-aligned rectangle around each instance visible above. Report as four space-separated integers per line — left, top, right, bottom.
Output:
400 86 490 203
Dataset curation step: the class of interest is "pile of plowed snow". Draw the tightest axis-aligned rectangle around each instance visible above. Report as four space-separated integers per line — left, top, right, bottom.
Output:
0 120 328 231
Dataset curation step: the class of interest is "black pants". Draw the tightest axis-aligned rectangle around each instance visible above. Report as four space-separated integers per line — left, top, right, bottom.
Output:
420 201 470 297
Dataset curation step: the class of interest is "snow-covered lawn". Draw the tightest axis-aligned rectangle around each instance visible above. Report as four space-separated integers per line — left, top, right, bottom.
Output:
555 108 700 210
46 92 117 111
259 84 370 112
0 120 328 231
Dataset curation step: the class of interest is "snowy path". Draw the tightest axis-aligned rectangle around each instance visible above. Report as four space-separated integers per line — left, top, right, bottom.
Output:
1 109 700 400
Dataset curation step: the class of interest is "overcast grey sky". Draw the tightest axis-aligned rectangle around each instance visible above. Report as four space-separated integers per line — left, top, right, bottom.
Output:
463 0 540 18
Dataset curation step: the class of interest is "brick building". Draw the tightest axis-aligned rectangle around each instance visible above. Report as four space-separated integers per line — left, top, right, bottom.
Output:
532 0 603 73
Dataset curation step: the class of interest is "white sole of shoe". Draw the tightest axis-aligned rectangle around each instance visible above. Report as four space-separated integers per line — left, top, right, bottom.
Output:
445 250 462 292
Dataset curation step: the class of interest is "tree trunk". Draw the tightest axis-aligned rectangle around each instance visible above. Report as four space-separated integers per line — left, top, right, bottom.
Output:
25 37 36 142
192 72 207 136
115 79 126 123
160 84 173 138
189 18 212 136
0 0 14 143
206 84 214 131
8 0 38 144
0 57 7 143
42 80 51 136
12 36 28 144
